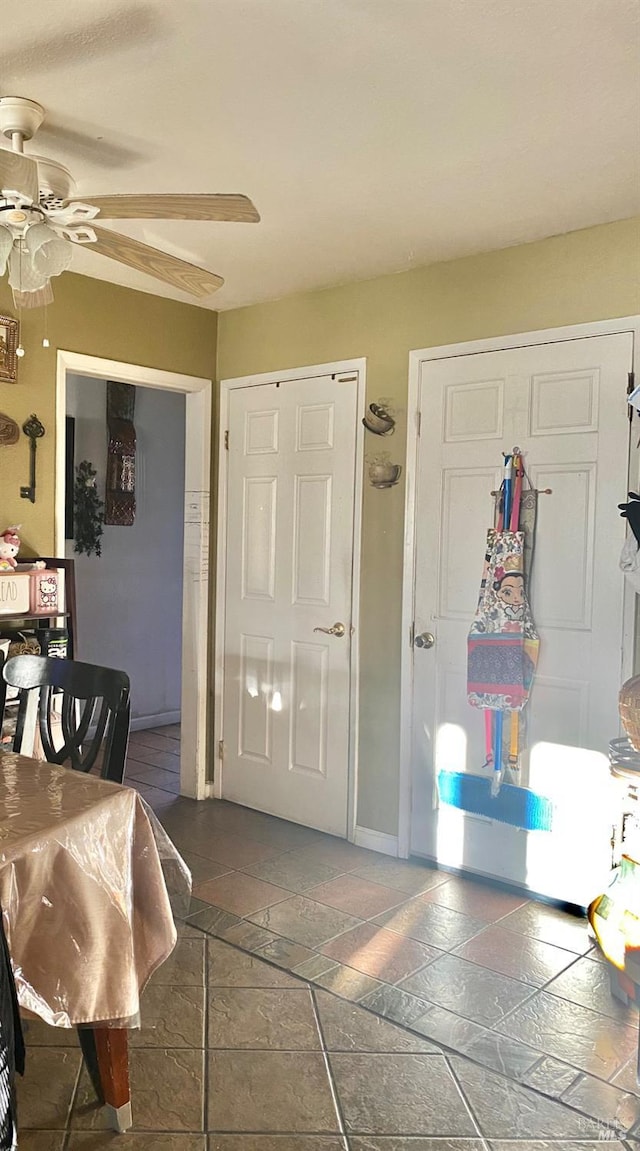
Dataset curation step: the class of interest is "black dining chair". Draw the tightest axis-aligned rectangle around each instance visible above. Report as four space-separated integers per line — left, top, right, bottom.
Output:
1 654 131 784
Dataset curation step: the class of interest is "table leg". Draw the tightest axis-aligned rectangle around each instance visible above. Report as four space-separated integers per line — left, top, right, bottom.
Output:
80 1026 132 1133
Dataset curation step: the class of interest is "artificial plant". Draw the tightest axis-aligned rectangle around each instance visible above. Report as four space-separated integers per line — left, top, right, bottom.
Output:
73 460 104 557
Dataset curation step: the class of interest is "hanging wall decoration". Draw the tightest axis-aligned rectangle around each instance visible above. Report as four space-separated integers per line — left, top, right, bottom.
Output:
105 381 136 526
20 413 45 503
363 400 396 436
0 316 18 383
0 413 19 446
367 451 402 489
73 460 104 557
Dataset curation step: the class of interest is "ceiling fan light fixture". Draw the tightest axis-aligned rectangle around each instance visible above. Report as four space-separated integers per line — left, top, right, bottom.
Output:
12 282 55 310
8 245 48 292
26 222 73 278
7 221 73 295
23 220 55 256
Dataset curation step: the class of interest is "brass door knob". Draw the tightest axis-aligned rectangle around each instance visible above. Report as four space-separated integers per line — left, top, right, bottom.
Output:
313 622 346 638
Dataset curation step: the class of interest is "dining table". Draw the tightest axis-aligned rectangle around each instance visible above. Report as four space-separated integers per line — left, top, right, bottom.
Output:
0 750 190 1132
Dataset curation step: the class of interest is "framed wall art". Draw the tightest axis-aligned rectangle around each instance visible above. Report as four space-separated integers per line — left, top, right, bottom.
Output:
0 316 19 383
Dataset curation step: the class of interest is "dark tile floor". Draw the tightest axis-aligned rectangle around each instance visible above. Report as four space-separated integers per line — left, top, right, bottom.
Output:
17 724 640 1145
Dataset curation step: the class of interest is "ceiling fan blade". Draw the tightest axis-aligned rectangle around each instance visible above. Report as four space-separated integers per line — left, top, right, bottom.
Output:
0 148 39 203
63 193 260 223
88 225 224 297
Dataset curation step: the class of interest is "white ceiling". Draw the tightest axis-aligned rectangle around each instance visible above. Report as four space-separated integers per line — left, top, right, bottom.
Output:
2 0 639 311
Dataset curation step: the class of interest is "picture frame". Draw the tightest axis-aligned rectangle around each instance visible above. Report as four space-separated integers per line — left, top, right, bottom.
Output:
0 315 19 383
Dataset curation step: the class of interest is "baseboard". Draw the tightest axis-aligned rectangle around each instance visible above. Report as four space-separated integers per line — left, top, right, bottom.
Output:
353 826 399 857
130 711 181 732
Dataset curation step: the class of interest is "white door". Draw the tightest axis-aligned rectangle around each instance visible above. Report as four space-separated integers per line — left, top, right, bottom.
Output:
410 333 634 906
221 374 358 835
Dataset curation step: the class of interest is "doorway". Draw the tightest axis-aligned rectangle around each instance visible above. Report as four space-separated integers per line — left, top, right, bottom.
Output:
55 350 212 799
400 318 639 906
65 373 185 728
215 359 365 837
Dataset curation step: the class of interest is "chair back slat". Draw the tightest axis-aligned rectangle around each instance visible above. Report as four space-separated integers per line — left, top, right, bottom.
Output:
38 685 58 764
1 655 130 783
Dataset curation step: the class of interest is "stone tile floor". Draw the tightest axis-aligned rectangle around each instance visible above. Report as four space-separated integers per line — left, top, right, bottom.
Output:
16 725 640 1145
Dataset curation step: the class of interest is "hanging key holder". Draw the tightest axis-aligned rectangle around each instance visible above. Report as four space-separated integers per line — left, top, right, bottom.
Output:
20 413 45 503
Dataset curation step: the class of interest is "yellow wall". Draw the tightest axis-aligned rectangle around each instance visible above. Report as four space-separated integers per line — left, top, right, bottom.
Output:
0 273 217 553
2 221 638 836
218 217 640 835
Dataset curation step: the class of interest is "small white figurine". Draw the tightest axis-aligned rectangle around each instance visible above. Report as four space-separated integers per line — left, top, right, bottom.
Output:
0 526 21 571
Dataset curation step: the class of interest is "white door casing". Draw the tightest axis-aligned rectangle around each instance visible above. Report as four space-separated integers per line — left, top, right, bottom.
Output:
55 350 212 800
401 323 638 906
215 361 365 836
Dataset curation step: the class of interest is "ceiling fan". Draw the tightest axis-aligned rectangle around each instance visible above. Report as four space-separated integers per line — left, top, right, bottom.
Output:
0 96 260 308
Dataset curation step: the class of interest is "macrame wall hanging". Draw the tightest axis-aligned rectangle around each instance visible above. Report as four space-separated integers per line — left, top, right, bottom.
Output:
105 381 136 526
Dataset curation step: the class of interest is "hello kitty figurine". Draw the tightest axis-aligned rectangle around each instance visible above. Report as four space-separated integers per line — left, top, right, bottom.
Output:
0 526 21 571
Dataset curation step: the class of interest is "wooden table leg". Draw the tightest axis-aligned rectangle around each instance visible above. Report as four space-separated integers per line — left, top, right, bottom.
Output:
81 1026 132 1133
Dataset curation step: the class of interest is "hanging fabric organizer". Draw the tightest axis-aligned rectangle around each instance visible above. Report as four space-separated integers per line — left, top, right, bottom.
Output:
467 451 540 785
437 450 553 833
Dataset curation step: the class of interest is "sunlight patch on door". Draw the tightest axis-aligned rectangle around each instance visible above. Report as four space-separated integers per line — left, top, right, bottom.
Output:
435 723 470 870
525 740 615 905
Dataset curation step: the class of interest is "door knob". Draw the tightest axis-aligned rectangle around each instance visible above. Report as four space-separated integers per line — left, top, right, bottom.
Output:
314 622 346 638
414 631 435 649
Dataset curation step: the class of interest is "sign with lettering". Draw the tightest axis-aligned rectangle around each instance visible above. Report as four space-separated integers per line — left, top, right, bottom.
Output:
0 573 31 615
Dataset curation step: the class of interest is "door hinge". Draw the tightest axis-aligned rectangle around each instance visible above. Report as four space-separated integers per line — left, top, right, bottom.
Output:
224 430 229 450
218 739 225 760
409 621 415 647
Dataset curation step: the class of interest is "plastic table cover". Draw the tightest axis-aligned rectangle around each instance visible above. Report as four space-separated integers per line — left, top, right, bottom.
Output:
0 752 191 1028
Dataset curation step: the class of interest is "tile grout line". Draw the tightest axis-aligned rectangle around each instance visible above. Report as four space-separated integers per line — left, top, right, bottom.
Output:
203 934 210 1138
445 1039 634 1138
442 1051 490 1146
308 983 350 1148
489 951 640 1039
63 1044 85 1137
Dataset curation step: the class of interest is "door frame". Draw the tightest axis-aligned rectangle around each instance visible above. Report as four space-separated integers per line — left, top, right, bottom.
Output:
398 316 640 858
55 349 213 800
214 358 366 839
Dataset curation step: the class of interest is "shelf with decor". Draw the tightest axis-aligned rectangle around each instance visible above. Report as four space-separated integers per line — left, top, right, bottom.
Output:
0 556 77 661
0 557 77 747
